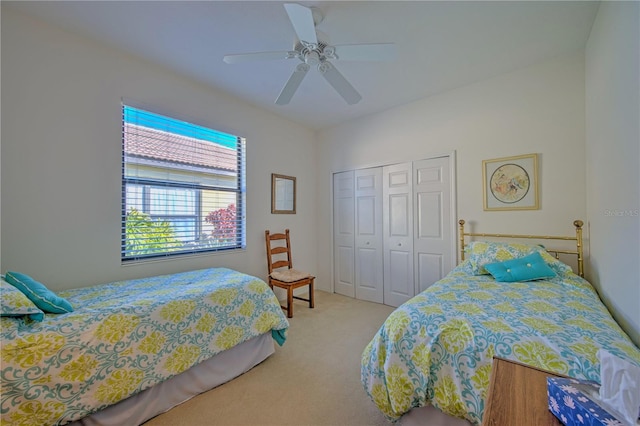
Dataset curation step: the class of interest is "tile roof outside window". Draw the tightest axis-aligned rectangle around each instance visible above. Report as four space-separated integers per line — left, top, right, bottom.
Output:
124 123 237 172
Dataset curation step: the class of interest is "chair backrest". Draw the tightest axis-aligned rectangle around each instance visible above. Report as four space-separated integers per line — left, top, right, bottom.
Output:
265 229 293 274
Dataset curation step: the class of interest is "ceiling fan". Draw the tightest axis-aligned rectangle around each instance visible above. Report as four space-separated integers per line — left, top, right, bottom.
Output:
223 3 395 105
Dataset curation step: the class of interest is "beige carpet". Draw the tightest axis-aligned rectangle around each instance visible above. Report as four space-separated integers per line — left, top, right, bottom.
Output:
144 291 395 426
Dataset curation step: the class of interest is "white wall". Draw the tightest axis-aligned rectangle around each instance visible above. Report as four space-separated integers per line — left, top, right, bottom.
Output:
585 1 640 346
316 54 587 293
1 7 317 291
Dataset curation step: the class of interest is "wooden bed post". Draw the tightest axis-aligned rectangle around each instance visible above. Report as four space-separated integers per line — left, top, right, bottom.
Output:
574 220 584 277
459 219 466 262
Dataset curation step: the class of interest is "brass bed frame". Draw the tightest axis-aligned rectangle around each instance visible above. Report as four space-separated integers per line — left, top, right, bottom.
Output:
458 219 585 277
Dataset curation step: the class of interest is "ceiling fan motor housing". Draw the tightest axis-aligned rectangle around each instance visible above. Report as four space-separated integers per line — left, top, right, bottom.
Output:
295 40 337 66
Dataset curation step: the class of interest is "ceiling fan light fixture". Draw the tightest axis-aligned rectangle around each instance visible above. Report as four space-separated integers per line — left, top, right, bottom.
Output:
317 62 331 74
305 51 320 65
322 45 337 60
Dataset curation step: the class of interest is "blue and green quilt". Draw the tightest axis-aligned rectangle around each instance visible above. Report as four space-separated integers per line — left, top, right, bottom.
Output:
361 261 640 425
1 268 289 425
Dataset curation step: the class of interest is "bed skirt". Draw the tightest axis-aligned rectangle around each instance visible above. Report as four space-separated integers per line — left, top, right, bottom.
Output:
69 333 275 426
400 405 472 426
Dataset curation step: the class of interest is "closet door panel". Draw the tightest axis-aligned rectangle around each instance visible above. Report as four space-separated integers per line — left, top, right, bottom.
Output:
413 157 453 294
354 168 383 303
357 197 376 235
336 246 354 287
333 171 355 298
356 247 379 292
387 249 413 299
390 194 410 235
417 253 443 294
417 192 442 238
383 162 414 308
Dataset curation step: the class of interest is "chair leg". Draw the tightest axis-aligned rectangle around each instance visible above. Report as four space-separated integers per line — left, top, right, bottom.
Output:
309 279 315 309
287 287 294 318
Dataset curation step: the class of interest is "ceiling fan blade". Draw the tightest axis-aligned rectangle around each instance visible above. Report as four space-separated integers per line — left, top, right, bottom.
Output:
318 62 362 105
223 51 296 64
275 63 311 105
332 43 396 61
283 3 318 45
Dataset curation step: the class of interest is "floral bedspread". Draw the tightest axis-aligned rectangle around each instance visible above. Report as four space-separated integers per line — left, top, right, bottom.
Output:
361 261 640 425
1 268 289 426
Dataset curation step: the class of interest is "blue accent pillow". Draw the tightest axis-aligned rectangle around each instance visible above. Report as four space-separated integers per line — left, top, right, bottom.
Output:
5 271 73 314
484 252 556 282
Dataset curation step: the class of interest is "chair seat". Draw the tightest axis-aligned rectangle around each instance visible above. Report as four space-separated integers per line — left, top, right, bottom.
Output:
265 229 315 318
270 269 312 283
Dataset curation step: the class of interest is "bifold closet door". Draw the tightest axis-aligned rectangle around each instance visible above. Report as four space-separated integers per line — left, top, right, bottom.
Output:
333 156 454 305
333 171 355 298
354 168 383 303
383 162 414 308
413 156 453 294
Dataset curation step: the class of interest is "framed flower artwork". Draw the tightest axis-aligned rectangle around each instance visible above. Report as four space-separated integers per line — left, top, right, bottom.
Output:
482 153 539 211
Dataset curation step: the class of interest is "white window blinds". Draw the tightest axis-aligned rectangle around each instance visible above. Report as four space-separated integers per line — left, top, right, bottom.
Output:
122 104 246 261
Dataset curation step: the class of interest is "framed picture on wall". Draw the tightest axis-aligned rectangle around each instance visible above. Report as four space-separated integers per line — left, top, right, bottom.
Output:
482 153 539 211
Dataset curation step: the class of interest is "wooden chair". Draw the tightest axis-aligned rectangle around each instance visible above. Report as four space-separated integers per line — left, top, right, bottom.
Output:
265 229 315 318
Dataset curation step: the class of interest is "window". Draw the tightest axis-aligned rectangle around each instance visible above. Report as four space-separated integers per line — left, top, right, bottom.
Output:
122 104 246 261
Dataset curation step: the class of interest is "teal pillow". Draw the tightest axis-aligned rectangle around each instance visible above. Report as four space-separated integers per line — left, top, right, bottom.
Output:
5 271 73 314
1 279 45 321
484 252 556 282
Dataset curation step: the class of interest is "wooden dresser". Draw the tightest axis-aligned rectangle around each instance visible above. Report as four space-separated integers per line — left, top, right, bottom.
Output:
482 357 565 426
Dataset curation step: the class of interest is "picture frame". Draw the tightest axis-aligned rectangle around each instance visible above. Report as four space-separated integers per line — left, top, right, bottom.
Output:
271 173 296 214
482 153 539 211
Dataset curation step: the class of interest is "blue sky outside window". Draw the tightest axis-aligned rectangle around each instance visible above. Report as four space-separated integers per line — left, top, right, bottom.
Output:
123 105 237 149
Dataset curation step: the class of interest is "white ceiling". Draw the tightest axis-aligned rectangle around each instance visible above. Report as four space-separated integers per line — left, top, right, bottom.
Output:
6 1 600 130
